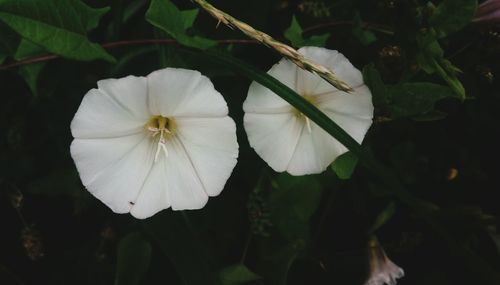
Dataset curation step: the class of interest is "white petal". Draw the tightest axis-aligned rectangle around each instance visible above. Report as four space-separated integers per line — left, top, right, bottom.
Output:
286 121 346 175
85 136 155 214
297 46 364 95
243 59 297 114
70 133 147 186
175 117 239 196
97 75 150 120
315 85 374 120
130 158 170 219
244 113 303 172
147 68 228 117
162 138 209 210
71 89 145 139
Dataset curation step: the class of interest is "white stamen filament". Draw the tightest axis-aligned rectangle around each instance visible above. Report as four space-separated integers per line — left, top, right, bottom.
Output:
154 130 169 162
305 116 312 133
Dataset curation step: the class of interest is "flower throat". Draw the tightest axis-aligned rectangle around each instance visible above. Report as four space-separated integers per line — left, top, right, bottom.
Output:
146 116 176 162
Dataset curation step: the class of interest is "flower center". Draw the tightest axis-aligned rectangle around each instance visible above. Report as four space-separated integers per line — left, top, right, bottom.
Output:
146 116 176 162
294 94 318 133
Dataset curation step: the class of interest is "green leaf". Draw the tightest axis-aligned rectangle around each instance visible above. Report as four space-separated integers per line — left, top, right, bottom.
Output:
284 15 329 48
416 30 466 99
115 232 152 285
15 40 46 95
269 174 322 241
331 151 359 179
19 63 44 96
352 13 377 46
387 82 460 119
0 0 114 62
142 211 215 285
362 63 388 109
0 21 20 60
368 202 396 234
219 264 260 285
429 0 478 38
146 0 216 49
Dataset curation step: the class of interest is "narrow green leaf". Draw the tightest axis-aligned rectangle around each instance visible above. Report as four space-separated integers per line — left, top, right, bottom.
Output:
219 264 260 285
115 232 152 285
429 0 478 38
146 0 216 49
202 49 367 161
0 0 114 62
284 15 329 48
368 202 396 234
331 151 359 179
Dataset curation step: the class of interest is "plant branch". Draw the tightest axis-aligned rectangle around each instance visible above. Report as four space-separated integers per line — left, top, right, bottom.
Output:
192 0 354 92
0 38 258 70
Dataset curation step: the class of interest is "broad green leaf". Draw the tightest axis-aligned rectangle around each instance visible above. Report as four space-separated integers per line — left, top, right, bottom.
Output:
0 0 114 62
429 0 478 38
146 0 216 49
367 202 396 234
15 40 46 96
19 63 44 96
387 82 460 119
362 63 388 109
269 174 322 241
115 232 152 285
219 264 260 285
416 30 465 99
0 21 20 60
331 151 359 179
284 16 329 48
142 211 215 285
352 13 377 46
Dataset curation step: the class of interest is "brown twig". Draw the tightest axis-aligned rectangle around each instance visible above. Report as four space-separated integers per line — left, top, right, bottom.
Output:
0 38 258 70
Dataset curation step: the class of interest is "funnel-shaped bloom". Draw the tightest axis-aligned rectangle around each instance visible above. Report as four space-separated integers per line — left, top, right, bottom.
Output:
365 238 404 285
70 68 239 219
473 0 500 24
243 46 373 175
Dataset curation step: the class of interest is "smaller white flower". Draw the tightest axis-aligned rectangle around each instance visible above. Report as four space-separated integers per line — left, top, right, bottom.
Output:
243 46 373 175
365 238 405 285
70 68 239 219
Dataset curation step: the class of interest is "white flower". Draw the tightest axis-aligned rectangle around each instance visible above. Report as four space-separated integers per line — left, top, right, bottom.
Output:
365 238 405 285
243 46 373 175
70 68 239 219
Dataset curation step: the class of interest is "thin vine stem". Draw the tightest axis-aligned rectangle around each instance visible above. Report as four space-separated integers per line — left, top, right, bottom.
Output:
0 38 258 70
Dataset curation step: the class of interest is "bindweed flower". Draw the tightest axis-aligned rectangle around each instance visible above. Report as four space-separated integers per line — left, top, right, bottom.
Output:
365 238 404 285
70 68 239 219
473 0 500 24
243 47 373 175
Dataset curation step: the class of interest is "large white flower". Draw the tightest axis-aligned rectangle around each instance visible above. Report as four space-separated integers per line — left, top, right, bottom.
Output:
70 68 239 219
243 46 373 175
